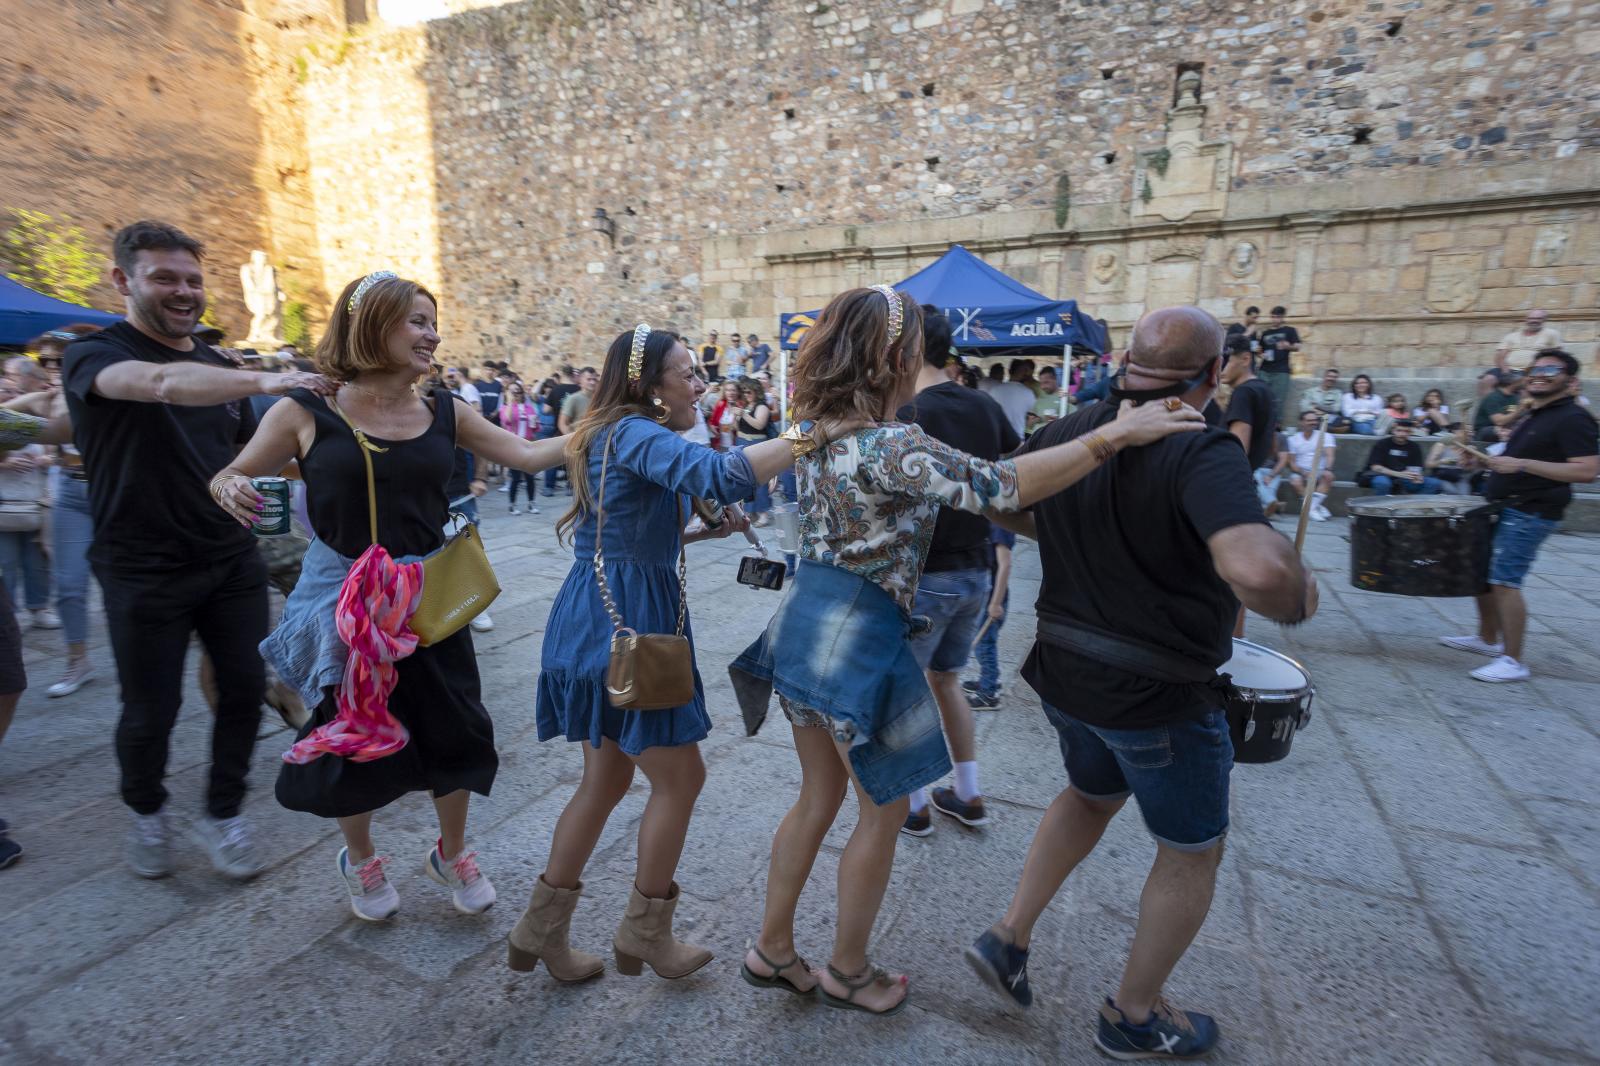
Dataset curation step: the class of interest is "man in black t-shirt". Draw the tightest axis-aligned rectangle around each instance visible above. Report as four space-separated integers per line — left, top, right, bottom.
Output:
541 365 581 496
1224 305 1259 350
1361 420 1443 495
965 307 1316 1060
1441 349 1599 683
1221 338 1275 472
698 331 723 383
897 306 1021 837
1255 305 1301 428
63 221 334 883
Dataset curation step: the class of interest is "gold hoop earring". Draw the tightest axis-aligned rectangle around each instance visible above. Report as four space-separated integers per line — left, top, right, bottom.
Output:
651 396 670 423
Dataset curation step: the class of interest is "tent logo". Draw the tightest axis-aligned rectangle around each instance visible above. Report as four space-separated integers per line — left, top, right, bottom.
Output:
948 307 995 341
1011 317 1065 338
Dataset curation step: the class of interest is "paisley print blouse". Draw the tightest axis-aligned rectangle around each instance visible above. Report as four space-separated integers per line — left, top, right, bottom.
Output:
796 423 1022 612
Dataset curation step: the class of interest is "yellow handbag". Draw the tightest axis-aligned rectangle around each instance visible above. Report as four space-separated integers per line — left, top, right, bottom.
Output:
593 423 696 710
332 395 500 646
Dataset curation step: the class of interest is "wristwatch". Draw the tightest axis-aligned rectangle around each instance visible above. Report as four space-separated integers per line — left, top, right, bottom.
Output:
781 419 823 459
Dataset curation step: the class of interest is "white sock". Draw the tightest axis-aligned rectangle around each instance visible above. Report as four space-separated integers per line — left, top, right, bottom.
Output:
1312 492 1326 508
954 761 981 803
909 788 929 813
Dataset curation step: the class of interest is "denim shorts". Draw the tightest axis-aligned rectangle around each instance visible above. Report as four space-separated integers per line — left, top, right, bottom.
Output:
1041 701 1233 851
1489 507 1558 589
909 568 991 673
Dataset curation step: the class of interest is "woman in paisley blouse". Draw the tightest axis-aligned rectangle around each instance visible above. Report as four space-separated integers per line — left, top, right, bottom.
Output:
734 286 1205 1015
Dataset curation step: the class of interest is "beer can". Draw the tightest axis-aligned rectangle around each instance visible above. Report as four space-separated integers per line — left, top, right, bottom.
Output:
252 476 292 537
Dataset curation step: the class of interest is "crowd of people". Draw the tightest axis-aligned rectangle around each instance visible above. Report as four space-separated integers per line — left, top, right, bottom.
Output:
0 216 1594 1062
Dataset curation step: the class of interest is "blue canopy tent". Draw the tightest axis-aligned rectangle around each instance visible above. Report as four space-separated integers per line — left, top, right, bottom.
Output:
779 244 1107 353
0 275 120 347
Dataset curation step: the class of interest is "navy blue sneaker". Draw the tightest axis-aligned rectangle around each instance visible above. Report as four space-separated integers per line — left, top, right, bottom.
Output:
931 786 990 827
968 690 1001 711
900 806 932 837
1096 996 1219 1060
964 927 1032 1007
0 819 19 870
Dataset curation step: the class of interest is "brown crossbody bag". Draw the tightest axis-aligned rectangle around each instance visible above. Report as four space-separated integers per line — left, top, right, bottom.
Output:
594 422 696 710
330 394 500 646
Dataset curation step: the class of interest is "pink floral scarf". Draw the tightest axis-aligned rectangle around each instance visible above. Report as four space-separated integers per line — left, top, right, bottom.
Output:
283 543 423 765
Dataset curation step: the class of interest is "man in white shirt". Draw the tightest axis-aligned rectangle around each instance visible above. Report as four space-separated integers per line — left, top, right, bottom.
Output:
724 333 751 381
443 366 481 405
1274 409 1336 520
1495 310 1562 374
990 358 1039 437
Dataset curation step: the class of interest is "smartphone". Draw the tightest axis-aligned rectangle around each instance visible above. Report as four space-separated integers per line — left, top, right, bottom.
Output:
736 554 786 591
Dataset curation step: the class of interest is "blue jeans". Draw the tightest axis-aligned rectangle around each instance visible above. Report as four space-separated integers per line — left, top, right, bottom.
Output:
908 568 991 673
1488 507 1558 589
0 529 49 612
1370 474 1443 496
1350 420 1379 436
973 587 1007 695
52 476 96 645
735 440 770 514
539 427 565 492
1042 701 1233 851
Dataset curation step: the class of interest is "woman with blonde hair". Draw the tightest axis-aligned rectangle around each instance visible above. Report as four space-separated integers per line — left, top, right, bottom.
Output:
506 326 859 984
211 271 570 922
732 286 1204 1014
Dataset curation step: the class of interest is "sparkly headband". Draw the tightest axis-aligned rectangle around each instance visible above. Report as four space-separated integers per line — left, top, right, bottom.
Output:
870 284 903 345
348 270 398 314
628 323 651 382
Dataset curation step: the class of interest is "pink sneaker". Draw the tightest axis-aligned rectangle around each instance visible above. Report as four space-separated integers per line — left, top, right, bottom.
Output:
425 841 497 915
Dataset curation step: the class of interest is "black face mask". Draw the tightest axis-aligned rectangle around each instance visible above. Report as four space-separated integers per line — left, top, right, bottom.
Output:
1107 355 1219 405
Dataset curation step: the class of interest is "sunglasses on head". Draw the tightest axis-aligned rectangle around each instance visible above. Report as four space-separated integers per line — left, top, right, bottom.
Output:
1527 364 1565 378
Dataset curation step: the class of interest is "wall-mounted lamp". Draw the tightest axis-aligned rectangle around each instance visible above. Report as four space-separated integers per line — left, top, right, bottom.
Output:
590 208 616 249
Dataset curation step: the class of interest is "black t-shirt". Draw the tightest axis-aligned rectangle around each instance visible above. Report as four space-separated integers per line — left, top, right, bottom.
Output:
1016 405 1270 728
545 383 579 428
476 379 503 418
1202 399 1224 427
1486 396 1599 519
897 382 1021 573
63 322 259 570
1256 324 1300 373
1224 377 1276 468
1365 437 1423 474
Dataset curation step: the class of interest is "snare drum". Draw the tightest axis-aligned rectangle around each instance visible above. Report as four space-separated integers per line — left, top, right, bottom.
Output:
1347 495 1494 597
1220 640 1314 764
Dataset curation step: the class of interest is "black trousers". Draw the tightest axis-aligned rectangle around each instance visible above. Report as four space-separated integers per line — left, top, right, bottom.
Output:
95 549 268 819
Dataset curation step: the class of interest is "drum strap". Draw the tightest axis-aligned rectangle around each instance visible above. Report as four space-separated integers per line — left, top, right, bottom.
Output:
1035 614 1217 685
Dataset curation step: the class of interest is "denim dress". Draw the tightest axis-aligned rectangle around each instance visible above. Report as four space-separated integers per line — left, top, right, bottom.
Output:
536 415 757 754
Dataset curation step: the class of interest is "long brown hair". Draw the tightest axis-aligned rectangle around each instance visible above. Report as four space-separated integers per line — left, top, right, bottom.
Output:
790 287 923 423
315 274 437 382
555 327 683 545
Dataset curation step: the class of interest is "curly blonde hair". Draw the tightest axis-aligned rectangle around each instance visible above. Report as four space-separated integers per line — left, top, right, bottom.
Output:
790 287 923 424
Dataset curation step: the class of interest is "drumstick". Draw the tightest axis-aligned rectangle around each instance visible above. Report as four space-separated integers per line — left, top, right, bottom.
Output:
1293 415 1330 554
969 616 995 654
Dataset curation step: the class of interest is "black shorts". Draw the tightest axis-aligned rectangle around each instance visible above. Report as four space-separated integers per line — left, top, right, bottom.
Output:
0 581 26 696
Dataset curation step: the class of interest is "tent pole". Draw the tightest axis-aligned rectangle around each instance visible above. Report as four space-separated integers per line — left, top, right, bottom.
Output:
1059 343 1068 419
779 350 788 430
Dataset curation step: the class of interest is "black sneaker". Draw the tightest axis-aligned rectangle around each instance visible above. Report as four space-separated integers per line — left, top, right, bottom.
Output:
962 678 982 694
968 691 1001 711
964 926 1032 1007
1096 996 1219 1060
931 786 990 827
0 821 19 870
900 806 932 837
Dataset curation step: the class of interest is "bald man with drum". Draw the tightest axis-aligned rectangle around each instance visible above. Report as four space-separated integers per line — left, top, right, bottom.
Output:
962 307 1318 1061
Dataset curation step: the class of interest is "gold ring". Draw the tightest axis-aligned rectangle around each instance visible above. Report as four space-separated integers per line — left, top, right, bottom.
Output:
1163 397 1183 411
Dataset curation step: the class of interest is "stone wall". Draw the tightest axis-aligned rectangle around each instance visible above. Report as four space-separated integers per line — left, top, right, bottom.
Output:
292 0 1600 372
0 0 338 338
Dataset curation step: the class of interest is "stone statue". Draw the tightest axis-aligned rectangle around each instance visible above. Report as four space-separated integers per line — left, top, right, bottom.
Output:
1229 241 1258 277
240 250 285 348
1091 249 1120 285
1176 69 1202 108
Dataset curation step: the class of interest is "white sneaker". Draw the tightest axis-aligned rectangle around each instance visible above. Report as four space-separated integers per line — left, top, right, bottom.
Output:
1440 634 1504 658
1313 504 1332 521
470 613 495 633
509 506 523 515
128 812 174 879
46 662 96 698
528 505 540 515
1471 655 1531 683
424 842 496 914
29 608 61 630
191 814 265 880
497 482 510 492
338 847 399 921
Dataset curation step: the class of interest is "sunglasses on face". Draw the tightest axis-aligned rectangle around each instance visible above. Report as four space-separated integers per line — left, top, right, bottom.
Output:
1527 365 1565 378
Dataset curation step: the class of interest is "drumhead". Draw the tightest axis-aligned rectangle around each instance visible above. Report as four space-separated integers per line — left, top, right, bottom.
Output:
1347 495 1487 518
1222 639 1310 693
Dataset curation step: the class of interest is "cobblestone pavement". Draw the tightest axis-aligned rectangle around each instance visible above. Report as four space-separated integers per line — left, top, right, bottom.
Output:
1 500 1596 1066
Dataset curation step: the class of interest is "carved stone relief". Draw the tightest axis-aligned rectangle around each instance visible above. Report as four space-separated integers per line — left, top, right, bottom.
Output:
1425 252 1484 313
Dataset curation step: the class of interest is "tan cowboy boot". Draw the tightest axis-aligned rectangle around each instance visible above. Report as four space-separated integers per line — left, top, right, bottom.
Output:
612 881 714 979
507 876 604 982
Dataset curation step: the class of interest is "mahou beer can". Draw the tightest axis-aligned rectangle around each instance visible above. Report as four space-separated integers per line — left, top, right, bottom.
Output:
252 477 292 537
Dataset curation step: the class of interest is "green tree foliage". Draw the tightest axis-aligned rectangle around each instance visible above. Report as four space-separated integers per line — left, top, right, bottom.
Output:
2 210 106 306
282 300 311 350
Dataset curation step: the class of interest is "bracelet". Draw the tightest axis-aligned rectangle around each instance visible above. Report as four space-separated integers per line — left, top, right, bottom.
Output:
209 474 244 502
1079 430 1118 465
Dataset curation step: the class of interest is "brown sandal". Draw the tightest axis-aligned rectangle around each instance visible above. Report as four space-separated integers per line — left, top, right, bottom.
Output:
819 961 908 1016
740 942 817 997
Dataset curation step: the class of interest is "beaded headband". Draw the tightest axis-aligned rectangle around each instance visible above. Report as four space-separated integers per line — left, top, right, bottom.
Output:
870 283 904 345
348 270 398 314
628 323 651 382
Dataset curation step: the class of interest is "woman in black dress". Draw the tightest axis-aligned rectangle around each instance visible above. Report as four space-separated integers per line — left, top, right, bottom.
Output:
212 272 569 922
